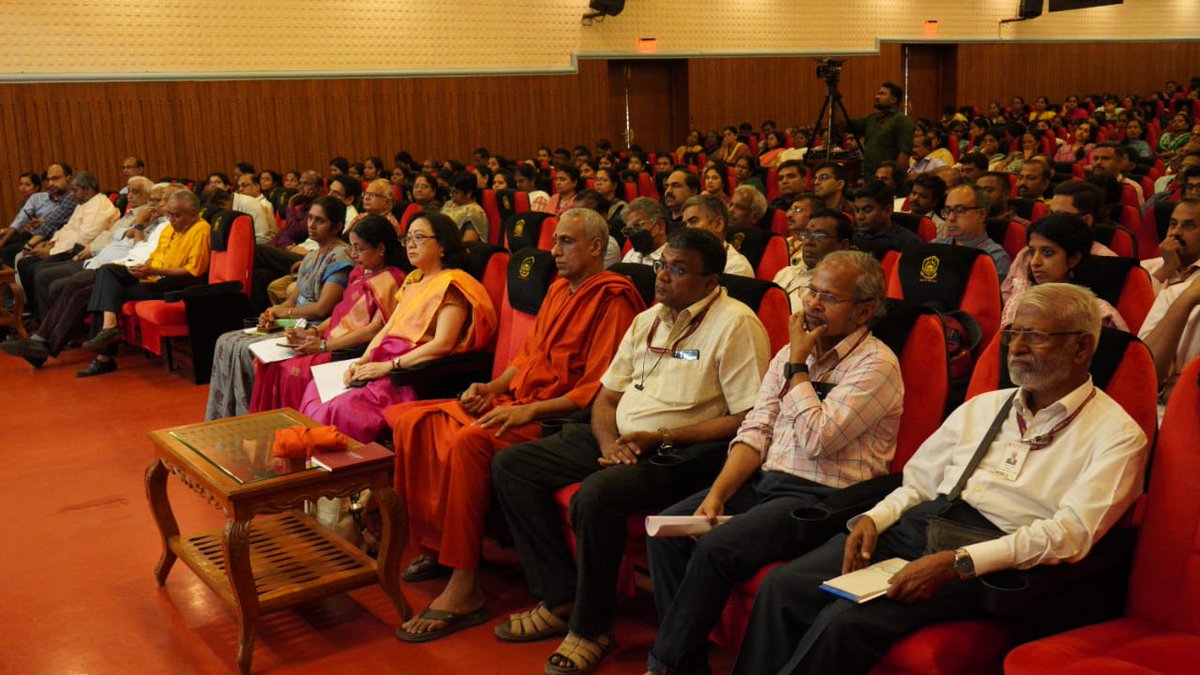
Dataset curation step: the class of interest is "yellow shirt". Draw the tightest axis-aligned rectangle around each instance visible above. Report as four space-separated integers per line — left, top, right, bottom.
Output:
145 218 211 282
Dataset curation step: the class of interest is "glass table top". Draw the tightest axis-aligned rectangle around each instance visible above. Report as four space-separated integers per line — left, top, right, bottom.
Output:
169 411 320 485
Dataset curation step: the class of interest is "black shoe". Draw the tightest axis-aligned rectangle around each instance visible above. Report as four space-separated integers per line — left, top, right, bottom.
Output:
82 327 123 353
76 358 117 378
2 338 48 368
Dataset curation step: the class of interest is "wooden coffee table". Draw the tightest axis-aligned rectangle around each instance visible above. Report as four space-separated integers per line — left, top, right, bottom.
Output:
145 409 411 673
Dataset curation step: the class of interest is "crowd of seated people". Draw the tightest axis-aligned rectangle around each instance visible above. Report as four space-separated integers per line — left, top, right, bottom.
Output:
3 75 1200 674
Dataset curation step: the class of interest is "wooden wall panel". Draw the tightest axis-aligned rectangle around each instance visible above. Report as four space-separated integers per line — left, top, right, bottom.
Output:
686 45 905 138
955 41 1200 111
0 61 614 218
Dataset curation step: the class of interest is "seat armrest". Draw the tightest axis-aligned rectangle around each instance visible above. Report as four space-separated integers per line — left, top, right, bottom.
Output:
329 344 367 361
389 351 494 399
164 281 243 303
978 526 1136 618
790 474 903 544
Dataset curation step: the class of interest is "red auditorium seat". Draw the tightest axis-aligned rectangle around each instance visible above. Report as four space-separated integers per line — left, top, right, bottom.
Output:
986 219 1028 261
1073 256 1156 333
887 243 1002 349
399 203 422 234
1004 358 1200 675
891 212 937 242
726 227 789 282
719 274 791 353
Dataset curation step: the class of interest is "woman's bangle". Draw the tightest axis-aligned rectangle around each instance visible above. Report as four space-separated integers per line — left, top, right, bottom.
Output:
320 339 327 352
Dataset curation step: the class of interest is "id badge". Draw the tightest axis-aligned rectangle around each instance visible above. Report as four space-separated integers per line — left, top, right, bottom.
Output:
673 349 700 360
994 441 1029 481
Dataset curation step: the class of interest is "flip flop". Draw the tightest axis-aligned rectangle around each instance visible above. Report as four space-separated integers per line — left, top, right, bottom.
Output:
402 555 452 582
494 602 569 643
394 606 490 643
544 632 617 675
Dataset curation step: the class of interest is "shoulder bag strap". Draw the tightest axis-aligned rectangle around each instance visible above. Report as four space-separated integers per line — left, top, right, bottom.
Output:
946 391 1018 502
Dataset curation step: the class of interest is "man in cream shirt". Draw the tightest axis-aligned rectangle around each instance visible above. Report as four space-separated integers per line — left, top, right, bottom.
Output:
492 227 771 675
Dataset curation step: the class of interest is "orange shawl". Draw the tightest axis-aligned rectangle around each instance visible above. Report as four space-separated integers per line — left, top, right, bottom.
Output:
382 268 496 353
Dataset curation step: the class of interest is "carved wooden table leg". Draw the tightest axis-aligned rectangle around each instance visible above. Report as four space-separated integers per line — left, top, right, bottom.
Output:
145 460 179 585
223 518 258 675
372 486 412 621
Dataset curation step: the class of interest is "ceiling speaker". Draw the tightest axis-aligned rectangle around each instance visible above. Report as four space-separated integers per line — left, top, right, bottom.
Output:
589 0 626 17
1019 0 1044 18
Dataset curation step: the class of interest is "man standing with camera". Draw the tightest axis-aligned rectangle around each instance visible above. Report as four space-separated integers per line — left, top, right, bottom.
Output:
848 82 916 176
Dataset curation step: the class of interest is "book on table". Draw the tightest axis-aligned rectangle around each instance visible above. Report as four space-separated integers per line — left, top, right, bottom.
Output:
310 442 394 472
819 558 909 603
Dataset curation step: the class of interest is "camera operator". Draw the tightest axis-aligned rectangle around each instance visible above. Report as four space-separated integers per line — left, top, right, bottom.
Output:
848 82 916 176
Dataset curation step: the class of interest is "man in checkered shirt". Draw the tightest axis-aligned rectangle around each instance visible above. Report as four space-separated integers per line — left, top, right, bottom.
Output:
645 249 903 675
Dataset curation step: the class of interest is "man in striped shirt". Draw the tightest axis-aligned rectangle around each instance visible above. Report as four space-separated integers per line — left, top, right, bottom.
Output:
645 250 903 675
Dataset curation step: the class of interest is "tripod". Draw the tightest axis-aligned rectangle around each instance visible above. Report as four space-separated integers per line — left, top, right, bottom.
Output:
806 76 859 160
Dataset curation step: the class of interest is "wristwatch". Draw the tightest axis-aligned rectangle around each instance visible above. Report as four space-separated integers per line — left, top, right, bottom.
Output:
953 548 976 579
783 362 809 379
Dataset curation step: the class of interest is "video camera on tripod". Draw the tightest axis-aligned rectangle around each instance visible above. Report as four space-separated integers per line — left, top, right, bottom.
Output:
815 58 845 86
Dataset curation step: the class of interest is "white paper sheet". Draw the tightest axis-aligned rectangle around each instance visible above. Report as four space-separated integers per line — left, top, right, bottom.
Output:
311 359 356 403
645 515 733 537
248 336 297 365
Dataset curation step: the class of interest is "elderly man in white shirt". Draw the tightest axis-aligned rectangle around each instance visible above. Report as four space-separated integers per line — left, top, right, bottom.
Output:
620 197 670 265
681 194 754 278
733 282 1148 675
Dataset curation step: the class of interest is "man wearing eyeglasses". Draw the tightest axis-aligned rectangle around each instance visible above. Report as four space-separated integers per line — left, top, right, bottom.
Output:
931 184 1011 282
620 197 670 265
645 250 901 675
734 283 1146 675
812 163 850 213
774 209 854 309
1139 198 1200 403
492 228 771 674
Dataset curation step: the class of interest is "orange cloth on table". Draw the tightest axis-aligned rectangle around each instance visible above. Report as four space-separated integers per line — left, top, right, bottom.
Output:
384 272 644 570
271 425 349 459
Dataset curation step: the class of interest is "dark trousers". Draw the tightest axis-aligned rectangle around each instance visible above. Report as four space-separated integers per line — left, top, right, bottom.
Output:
252 244 303 311
85 264 200 356
731 498 985 675
0 231 31 268
646 471 835 675
32 259 84 321
36 269 97 356
17 248 78 316
491 422 726 638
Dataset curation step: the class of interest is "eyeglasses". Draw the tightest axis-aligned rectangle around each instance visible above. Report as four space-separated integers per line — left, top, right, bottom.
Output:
652 259 708 278
813 173 836 182
364 192 391 200
803 286 858 305
999 329 1084 347
402 233 432 246
940 205 987 219
795 231 832 241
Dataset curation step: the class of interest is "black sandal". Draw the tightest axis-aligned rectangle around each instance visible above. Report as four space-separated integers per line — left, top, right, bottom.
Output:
402 554 452 582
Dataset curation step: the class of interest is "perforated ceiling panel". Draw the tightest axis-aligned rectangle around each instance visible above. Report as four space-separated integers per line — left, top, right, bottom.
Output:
0 0 1194 79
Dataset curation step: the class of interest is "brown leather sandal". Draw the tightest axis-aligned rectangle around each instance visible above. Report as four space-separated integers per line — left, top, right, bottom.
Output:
493 602 569 642
544 632 616 675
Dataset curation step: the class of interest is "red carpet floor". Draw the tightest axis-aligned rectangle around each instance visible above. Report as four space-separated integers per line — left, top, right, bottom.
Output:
0 345 736 674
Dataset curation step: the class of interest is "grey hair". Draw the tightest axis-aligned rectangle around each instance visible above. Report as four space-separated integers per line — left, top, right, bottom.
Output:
951 182 990 211
732 185 767 222
624 196 670 225
126 176 154 195
168 188 201 215
681 194 730 228
560 207 610 243
70 171 100 192
816 250 888 321
1018 282 1102 344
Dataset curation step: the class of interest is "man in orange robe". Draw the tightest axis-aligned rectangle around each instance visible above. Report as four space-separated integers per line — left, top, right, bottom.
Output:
387 208 644 642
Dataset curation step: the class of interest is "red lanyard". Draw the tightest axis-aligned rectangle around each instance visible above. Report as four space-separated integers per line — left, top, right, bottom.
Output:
1015 388 1097 450
645 294 718 355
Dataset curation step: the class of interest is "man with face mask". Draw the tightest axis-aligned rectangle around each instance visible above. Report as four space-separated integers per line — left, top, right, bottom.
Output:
620 197 670 265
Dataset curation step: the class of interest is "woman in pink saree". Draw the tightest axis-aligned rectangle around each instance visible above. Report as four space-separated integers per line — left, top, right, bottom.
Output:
249 215 405 413
299 213 496 443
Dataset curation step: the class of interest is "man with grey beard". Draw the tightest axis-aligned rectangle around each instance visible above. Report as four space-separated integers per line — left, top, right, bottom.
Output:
732 283 1148 675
